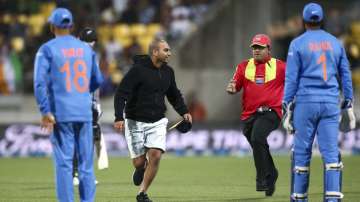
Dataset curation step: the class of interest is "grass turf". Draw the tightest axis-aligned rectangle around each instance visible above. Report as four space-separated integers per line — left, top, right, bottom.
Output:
0 156 359 202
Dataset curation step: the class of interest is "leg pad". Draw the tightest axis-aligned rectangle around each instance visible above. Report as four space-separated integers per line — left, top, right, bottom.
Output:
291 192 308 200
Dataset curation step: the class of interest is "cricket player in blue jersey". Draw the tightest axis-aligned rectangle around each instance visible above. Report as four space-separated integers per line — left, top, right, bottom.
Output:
282 3 356 202
33 8 103 202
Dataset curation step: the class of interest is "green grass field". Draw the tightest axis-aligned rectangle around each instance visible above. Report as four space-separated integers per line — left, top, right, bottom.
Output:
0 156 359 202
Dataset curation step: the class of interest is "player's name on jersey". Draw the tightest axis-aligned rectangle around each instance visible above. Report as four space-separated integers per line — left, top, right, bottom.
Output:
62 48 84 58
308 41 333 52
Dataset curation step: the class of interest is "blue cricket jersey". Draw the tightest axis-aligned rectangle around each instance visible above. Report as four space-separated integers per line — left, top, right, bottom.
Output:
34 35 103 122
284 29 353 104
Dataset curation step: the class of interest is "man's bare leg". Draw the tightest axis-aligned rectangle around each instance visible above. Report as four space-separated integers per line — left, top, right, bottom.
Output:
139 148 162 193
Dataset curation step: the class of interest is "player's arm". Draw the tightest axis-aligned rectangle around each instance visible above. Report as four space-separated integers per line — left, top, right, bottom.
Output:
338 46 353 100
34 46 51 115
33 45 55 133
89 52 104 93
92 90 102 142
92 90 102 140
227 63 244 94
166 68 191 122
92 90 102 121
113 66 140 131
283 41 301 104
282 41 300 134
338 45 356 131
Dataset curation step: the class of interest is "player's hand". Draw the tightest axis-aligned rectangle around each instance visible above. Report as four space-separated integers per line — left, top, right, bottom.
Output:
113 121 125 133
226 79 237 94
41 113 56 134
282 102 295 134
340 99 356 132
183 113 192 123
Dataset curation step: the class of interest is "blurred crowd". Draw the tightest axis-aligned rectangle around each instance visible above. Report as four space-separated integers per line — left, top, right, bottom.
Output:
267 2 360 91
0 0 214 96
2 1 360 124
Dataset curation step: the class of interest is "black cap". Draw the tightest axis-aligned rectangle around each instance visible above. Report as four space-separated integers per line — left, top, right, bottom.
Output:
176 120 192 133
79 27 97 43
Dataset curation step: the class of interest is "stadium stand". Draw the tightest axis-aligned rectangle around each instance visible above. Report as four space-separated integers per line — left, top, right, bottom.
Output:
1 0 360 123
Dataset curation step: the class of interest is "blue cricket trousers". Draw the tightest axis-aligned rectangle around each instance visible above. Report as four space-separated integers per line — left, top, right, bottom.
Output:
291 102 342 201
50 122 96 202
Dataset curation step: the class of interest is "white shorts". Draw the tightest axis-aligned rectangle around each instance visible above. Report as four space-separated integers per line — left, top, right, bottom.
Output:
125 118 168 158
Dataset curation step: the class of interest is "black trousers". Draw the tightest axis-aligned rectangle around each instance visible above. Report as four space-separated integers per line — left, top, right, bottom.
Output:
243 110 280 184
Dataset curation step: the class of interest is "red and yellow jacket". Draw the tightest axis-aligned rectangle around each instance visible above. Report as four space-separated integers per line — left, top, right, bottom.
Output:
232 56 286 120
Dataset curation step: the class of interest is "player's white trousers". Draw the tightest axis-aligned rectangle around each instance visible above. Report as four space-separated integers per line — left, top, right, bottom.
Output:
51 122 96 202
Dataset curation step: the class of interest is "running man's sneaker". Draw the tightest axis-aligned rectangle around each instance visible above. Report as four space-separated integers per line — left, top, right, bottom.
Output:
132 168 145 186
136 192 152 202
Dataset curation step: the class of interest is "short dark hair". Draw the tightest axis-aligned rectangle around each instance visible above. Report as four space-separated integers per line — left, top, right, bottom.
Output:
148 38 167 55
304 20 323 28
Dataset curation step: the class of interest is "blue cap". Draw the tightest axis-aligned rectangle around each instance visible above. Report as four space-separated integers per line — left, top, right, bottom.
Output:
302 3 323 23
48 8 73 28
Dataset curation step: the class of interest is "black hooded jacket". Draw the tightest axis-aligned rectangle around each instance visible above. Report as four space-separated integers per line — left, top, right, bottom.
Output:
114 55 188 123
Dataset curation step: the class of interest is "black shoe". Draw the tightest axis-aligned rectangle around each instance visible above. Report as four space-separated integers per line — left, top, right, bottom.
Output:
256 180 268 191
136 192 152 202
265 169 278 196
133 168 145 186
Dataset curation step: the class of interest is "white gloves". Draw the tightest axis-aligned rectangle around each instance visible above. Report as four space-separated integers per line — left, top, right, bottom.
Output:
340 99 356 132
282 102 295 134
282 99 356 134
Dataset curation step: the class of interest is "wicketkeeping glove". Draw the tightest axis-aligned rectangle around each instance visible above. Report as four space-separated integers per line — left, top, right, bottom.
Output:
282 102 295 134
340 99 356 132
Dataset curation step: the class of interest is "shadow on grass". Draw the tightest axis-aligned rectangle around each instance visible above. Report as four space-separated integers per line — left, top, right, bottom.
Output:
178 198 266 202
0 181 52 185
95 181 130 186
153 195 290 202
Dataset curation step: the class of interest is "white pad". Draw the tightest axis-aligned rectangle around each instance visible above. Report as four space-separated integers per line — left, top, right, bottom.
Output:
325 162 343 171
294 166 309 174
325 191 344 199
291 192 308 200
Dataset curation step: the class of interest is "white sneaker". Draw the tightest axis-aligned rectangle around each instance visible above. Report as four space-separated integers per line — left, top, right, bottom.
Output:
73 176 80 186
73 176 98 186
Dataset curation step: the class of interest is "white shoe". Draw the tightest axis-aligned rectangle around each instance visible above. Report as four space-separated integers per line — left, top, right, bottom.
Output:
73 176 80 186
73 176 98 185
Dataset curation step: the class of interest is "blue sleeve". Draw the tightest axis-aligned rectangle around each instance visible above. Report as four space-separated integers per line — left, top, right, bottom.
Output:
283 41 301 103
89 51 103 92
338 46 353 100
33 45 51 115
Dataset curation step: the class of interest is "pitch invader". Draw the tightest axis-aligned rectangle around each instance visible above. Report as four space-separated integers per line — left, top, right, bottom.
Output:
282 3 355 202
